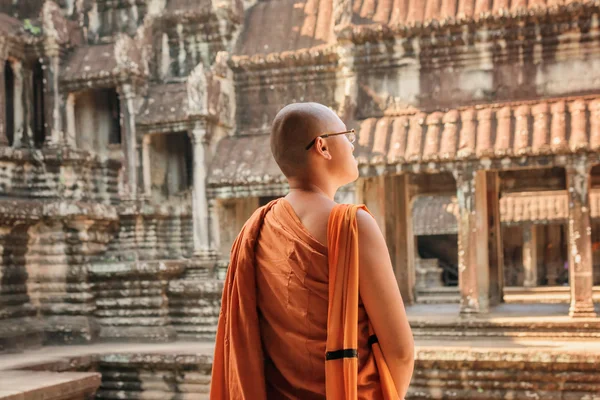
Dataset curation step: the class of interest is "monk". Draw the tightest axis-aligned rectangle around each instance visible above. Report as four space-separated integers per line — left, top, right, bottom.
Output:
210 102 414 399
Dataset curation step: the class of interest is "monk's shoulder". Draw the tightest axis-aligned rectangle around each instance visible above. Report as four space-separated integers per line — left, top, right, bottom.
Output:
355 209 383 243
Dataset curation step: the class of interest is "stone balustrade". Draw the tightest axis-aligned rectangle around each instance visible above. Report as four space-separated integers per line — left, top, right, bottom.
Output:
0 147 122 204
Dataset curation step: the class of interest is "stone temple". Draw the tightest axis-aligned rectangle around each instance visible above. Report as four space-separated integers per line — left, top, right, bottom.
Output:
1 0 600 398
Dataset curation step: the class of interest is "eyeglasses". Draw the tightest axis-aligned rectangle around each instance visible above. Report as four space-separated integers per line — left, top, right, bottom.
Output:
305 129 356 150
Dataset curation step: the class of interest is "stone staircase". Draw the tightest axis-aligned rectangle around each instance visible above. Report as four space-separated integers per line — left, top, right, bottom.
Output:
408 345 600 399
95 352 212 400
3 340 600 399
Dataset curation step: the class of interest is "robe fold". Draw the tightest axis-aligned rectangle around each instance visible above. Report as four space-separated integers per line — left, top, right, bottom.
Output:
210 198 399 400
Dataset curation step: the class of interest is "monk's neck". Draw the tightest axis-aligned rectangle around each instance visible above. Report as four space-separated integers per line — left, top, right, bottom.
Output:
287 181 337 200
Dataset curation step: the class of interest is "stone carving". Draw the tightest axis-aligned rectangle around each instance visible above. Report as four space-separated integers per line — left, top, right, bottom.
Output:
42 1 70 46
187 63 208 117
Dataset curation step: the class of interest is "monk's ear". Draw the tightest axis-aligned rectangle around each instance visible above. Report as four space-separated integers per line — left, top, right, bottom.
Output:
315 138 332 160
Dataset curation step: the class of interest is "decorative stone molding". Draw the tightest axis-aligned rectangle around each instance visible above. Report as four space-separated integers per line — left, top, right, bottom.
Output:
230 44 340 72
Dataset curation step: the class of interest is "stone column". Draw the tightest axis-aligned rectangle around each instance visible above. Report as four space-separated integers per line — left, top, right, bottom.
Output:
142 134 152 197
11 60 23 148
64 93 76 147
188 122 211 259
22 64 35 148
117 83 138 199
357 174 416 304
43 52 64 147
486 171 504 305
454 168 490 314
387 174 416 305
522 224 538 287
0 58 7 146
566 158 597 317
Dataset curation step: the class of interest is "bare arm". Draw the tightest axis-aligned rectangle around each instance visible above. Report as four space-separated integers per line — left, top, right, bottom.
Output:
357 209 414 397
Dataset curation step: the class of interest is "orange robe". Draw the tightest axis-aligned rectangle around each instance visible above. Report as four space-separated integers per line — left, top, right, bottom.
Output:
210 199 399 400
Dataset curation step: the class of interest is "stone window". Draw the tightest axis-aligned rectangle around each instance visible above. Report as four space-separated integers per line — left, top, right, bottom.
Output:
4 60 14 146
32 60 45 147
74 88 121 154
149 132 193 202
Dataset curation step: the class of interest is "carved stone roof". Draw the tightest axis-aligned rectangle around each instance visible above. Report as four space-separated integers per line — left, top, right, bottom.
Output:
354 96 600 166
349 0 583 27
234 0 335 56
207 134 285 187
61 38 146 87
0 13 27 38
137 83 190 126
63 44 117 81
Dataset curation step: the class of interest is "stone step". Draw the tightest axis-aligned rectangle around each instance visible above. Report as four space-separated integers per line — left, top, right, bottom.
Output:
504 286 600 304
408 345 600 399
416 286 460 294
415 286 460 304
414 294 461 304
0 370 101 400
410 318 600 339
2 341 600 399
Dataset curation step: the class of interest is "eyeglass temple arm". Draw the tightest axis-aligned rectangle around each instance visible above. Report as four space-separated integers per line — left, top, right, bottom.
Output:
305 134 331 150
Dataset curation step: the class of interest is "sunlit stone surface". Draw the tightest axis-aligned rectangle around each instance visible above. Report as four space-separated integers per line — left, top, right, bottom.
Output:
1 0 600 398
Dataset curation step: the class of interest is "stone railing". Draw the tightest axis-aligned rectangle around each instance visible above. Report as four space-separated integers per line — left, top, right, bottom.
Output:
0 147 122 205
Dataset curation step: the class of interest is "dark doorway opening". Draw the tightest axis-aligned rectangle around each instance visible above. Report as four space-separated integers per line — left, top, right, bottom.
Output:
32 61 45 147
5 60 14 146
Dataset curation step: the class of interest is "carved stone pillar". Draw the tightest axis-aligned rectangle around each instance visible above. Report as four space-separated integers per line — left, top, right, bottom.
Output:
117 84 139 199
0 38 8 146
486 171 504 306
22 64 35 148
188 122 211 259
43 52 64 147
566 158 597 317
11 60 23 148
64 92 77 147
357 174 416 304
522 224 538 288
142 134 152 197
454 168 490 314
0 57 7 146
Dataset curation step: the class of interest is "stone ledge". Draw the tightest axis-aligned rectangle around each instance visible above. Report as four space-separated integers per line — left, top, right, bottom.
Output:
0 370 101 400
0 318 44 354
408 303 600 340
2 340 600 399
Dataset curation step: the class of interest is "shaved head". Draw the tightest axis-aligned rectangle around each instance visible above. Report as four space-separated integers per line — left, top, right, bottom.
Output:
270 102 340 177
